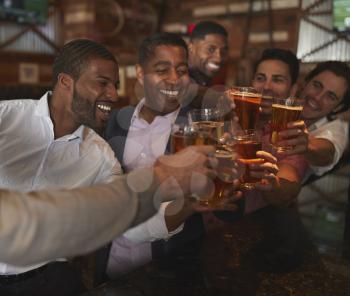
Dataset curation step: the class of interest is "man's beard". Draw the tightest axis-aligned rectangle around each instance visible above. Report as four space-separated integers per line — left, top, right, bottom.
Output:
71 88 97 131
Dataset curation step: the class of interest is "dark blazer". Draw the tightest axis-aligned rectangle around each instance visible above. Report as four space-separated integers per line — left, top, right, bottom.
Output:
105 104 205 260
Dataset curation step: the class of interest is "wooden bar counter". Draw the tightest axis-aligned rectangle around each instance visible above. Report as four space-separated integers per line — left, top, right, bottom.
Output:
82 212 350 296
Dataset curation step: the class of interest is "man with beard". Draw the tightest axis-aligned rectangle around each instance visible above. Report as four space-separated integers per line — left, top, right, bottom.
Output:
186 21 229 109
188 21 228 87
0 39 122 295
0 144 217 266
104 33 279 280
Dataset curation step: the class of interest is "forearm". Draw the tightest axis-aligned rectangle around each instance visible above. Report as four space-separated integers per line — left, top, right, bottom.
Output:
261 177 301 207
0 168 161 266
305 136 335 166
261 162 302 208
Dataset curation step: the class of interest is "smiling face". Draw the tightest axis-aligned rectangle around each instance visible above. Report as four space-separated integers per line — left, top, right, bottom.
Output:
301 70 348 124
136 45 190 115
71 58 119 132
189 34 228 79
252 59 296 115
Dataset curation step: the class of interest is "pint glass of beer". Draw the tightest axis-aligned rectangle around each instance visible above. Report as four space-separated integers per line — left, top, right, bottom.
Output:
170 123 198 153
199 146 236 207
233 132 263 189
260 92 274 116
226 87 262 133
270 97 304 152
188 108 225 143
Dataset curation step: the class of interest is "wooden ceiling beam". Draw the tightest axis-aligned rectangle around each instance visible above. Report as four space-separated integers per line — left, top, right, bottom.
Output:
0 26 32 50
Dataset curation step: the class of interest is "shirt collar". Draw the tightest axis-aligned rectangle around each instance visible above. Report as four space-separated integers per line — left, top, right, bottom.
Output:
308 117 328 132
131 98 180 125
35 91 84 141
35 91 52 119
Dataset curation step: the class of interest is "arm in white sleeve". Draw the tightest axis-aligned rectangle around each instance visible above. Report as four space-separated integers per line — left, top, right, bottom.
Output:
123 201 185 243
309 119 348 176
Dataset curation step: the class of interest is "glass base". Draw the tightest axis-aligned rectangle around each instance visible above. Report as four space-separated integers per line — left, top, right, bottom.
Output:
198 199 211 207
240 182 256 190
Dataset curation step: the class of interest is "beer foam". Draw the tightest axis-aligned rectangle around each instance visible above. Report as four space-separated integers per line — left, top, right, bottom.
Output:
272 104 303 110
262 95 273 100
215 149 234 158
231 91 261 98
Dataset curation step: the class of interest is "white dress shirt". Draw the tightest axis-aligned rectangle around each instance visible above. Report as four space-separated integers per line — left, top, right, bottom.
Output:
307 117 348 177
0 92 122 274
107 99 184 278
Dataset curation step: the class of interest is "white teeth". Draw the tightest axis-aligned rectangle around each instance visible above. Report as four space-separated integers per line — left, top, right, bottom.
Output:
160 90 179 97
207 62 219 70
97 104 111 112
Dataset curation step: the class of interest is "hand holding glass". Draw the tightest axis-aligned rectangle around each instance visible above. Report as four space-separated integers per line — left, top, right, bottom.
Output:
270 97 304 152
226 87 262 133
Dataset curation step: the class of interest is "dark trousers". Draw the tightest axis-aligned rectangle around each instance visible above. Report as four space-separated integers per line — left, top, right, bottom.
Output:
0 262 85 296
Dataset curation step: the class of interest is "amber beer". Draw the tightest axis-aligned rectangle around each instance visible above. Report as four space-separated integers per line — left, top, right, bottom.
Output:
199 148 235 206
228 88 262 131
234 135 263 189
270 98 303 151
171 130 197 153
192 121 224 143
188 109 225 143
170 123 215 153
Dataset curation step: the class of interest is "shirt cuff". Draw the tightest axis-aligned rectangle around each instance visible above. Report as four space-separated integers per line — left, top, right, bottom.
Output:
123 202 184 243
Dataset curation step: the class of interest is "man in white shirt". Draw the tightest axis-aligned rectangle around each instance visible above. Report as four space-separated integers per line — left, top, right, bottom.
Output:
252 51 350 178
0 39 122 295
105 33 281 278
274 61 350 178
105 32 241 279
0 145 218 267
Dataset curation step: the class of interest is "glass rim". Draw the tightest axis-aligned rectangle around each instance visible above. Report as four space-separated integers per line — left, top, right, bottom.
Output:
188 108 223 115
232 131 262 141
187 108 225 121
227 86 260 94
272 96 304 106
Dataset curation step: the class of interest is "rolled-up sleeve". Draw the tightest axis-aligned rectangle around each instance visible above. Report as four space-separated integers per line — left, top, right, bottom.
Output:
310 119 349 176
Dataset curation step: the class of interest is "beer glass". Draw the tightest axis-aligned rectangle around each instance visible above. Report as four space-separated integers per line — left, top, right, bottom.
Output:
233 132 263 190
199 146 236 207
226 87 262 133
270 97 304 152
170 123 199 153
187 108 225 144
260 90 274 116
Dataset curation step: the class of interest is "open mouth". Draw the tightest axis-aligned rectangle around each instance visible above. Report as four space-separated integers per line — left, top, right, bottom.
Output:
160 89 180 98
96 101 115 124
207 62 220 70
96 102 113 113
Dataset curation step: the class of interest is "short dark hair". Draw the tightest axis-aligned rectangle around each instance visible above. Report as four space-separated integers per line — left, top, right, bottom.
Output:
52 39 117 86
138 32 188 66
254 48 300 85
190 21 228 41
305 61 350 114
